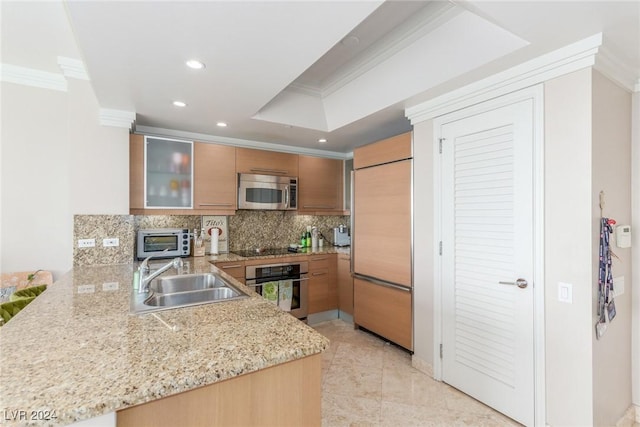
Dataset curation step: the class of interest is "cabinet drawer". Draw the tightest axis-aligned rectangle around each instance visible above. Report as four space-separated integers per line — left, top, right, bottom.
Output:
308 255 330 270
214 261 245 279
354 278 412 350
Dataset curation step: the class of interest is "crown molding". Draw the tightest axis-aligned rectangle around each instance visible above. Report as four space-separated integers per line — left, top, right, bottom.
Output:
594 46 639 93
135 125 349 160
99 109 136 129
0 63 67 92
406 33 603 123
57 56 89 81
320 2 459 98
287 83 323 98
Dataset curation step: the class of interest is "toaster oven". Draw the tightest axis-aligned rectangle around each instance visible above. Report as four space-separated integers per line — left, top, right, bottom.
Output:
137 228 191 260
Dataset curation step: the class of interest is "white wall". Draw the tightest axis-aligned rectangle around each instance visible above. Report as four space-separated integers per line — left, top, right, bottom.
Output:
543 68 594 426
1 82 72 277
632 90 640 413
0 1 130 278
591 70 633 426
412 119 435 371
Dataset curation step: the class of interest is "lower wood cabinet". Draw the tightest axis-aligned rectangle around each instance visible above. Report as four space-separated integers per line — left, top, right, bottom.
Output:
353 278 412 350
213 261 245 284
337 254 353 315
117 353 321 427
307 254 337 314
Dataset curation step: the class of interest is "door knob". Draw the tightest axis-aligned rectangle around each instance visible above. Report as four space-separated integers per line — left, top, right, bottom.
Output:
498 278 528 289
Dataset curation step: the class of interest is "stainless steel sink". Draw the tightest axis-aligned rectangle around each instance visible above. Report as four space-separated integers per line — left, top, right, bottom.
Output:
145 287 241 307
150 273 229 293
131 272 249 314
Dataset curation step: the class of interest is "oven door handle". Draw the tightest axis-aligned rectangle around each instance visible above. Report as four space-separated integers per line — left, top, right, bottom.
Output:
246 277 308 286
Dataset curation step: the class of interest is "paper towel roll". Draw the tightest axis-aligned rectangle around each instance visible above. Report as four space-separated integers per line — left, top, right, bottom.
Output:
211 229 219 254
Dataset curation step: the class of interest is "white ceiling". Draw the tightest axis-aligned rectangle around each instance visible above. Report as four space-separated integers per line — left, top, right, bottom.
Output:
2 1 639 155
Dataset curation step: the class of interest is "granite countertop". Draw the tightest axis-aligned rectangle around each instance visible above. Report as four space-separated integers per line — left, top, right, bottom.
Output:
0 260 329 426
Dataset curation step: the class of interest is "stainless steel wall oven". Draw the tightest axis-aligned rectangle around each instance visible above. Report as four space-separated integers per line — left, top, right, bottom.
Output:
245 261 308 320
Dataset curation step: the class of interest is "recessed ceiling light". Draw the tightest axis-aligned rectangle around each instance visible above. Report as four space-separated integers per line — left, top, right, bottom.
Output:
216 122 228 127
318 138 327 143
173 101 187 107
186 60 205 70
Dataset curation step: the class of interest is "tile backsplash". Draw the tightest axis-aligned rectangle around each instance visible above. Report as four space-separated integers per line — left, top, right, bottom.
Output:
73 212 349 265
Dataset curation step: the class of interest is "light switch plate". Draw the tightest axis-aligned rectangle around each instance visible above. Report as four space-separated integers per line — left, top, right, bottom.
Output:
558 282 572 303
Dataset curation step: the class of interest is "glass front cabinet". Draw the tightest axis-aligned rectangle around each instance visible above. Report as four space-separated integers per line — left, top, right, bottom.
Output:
144 136 193 209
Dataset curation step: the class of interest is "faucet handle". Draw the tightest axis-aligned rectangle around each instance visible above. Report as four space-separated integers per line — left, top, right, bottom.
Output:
172 258 184 270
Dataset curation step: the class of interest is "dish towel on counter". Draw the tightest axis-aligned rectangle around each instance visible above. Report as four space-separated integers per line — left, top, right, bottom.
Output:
262 281 279 305
278 280 293 312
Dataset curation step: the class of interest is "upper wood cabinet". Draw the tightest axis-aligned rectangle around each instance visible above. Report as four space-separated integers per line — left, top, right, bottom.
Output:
236 147 298 177
129 135 236 215
193 142 237 213
130 134 144 211
298 155 344 214
353 132 412 169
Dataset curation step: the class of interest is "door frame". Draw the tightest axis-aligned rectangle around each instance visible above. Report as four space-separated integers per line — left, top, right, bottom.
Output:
432 84 546 426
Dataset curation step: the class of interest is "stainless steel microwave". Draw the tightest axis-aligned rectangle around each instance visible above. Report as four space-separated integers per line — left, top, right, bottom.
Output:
237 173 297 210
137 228 190 260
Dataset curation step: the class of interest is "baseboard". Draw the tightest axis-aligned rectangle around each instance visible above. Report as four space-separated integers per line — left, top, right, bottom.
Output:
411 354 434 378
338 310 353 324
616 405 639 427
307 310 339 325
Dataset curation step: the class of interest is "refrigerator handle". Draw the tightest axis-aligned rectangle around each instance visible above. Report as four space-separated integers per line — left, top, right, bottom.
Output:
350 169 355 274
352 273 411 293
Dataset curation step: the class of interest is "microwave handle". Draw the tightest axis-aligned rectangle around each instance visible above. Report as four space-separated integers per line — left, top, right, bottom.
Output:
284 185 289 209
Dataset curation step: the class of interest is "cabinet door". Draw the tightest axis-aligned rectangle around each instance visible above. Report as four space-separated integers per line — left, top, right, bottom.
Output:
194 142 237 211
130 134 144 210
337 254 353 315
353 159 412 287
236 147 298 177
353 132 411 169
298 156 343 213
354 278 412 350
145 136 193 208
308 254 337 314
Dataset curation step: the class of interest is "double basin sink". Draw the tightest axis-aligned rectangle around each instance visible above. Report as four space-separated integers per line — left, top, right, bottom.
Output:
131 272 249 315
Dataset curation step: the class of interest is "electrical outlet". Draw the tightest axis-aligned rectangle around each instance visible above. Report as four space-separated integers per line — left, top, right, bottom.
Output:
103 238 119 247
77 284 95 294
78 239 95 248
102 282 119 291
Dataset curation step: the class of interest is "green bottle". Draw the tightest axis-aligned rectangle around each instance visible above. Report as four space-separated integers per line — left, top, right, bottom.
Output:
300 233 306 247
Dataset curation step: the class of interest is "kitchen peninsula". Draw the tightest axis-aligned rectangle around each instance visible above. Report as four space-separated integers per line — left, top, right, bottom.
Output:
0 258 328 427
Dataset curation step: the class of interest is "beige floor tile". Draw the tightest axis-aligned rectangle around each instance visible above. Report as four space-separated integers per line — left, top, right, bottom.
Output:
322 393 381 427
323 359 383 401
379 400 450 427
314 319 521 427
332 341 385 370
382 365 447 409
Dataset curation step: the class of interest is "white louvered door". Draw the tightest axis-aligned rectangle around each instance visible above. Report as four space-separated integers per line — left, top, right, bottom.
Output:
440 98 534 426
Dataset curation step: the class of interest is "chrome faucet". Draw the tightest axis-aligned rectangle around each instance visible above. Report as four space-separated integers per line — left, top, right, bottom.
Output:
138 255 184 293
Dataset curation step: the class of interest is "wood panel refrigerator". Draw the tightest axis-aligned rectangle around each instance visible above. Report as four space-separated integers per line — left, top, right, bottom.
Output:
352 138 413 351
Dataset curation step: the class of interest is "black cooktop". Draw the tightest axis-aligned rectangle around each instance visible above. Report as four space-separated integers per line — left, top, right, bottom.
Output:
231 247 297 258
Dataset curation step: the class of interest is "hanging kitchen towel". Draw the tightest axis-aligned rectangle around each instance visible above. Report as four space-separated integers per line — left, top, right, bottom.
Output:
278 280 293 312
262 281 279 305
